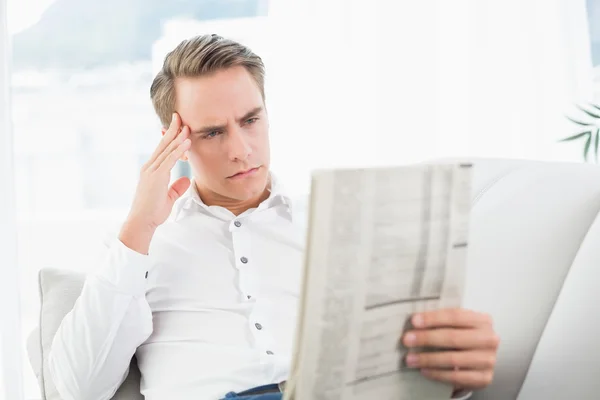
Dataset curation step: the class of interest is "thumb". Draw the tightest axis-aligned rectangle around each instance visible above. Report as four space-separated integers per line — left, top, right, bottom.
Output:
168 176 191 204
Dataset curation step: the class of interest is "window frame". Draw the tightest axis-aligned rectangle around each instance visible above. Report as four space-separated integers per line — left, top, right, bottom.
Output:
0 0 25 398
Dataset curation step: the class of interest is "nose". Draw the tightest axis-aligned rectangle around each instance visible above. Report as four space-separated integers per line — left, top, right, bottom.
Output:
227 127 252 162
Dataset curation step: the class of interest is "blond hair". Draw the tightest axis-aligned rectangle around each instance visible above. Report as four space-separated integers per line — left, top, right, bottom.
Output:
150 34 265 128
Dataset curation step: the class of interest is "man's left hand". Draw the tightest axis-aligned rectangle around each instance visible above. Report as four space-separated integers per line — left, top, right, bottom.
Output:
401 308 500 391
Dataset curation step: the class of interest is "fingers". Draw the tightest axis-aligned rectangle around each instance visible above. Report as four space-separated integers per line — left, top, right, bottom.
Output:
150 125 190 171
168 176 192 203
403 328 499 350
405 350 496 370
159 134 191 172
421 368 494 389
412 308 493 330
146 113 182 168
402 309 499 391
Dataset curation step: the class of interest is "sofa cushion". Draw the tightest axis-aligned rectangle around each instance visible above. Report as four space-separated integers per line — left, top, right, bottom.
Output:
33 268 143 400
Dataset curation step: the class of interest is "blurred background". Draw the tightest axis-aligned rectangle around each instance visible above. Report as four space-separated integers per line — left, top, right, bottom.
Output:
2 0 600 398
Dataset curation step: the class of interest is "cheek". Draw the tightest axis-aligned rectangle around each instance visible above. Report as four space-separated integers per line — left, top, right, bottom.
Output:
187 146 209 168
188 143 229 169
253 125 270 150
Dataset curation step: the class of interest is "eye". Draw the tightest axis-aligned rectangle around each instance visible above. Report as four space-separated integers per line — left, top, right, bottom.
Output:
246 117 258 125
205 131 221 139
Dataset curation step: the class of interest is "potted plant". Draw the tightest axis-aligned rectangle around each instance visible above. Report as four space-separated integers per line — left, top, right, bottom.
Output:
562 103 600 163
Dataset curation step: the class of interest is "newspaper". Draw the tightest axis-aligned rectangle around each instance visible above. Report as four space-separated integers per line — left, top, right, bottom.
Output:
283 163 472 400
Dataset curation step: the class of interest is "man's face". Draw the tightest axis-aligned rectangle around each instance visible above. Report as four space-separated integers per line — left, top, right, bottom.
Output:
172 66 270 202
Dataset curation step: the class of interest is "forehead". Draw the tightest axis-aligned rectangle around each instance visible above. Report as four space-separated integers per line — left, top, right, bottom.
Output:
174 66 263 127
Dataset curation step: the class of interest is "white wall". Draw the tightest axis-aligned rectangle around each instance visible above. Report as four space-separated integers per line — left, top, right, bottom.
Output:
0 0 25 398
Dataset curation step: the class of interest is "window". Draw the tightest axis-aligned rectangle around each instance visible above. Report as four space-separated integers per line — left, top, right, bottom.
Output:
587 0 600 66
8 1 270 398
587 0 600 101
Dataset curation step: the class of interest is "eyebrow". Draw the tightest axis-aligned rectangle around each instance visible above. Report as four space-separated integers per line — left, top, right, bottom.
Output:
191 106 263 134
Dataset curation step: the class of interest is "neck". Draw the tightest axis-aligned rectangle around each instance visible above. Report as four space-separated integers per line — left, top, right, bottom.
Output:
195 181 271 216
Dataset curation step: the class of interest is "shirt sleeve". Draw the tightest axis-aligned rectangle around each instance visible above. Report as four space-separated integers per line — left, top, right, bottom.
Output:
48 237 155 400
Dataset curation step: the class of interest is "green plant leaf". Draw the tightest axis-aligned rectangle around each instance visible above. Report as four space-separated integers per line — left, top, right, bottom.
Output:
595 129 600 163
566 116 593 126
584 134 592 162
577 105 600 119
558 131 591 142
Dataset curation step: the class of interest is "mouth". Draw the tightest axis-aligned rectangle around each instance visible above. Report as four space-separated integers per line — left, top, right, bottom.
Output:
228 166 260 179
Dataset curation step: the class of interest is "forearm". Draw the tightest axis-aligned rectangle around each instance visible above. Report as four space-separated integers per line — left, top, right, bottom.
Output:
48 238 154 400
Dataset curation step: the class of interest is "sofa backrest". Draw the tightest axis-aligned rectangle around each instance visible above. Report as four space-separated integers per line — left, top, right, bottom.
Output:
449 158 600 399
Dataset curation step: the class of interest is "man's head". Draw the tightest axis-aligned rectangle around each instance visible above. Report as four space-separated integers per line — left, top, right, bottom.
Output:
150 34 270 207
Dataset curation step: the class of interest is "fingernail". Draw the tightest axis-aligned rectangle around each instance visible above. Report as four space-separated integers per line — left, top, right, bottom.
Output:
172 113 176 122
412 314 424 328
404 333 417 346
405 353 418 367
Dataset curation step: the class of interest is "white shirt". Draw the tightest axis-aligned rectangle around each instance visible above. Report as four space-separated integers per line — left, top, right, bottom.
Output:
49 175 306 400
48 174 471 400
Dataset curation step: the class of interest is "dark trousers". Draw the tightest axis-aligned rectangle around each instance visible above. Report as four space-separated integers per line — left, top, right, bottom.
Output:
221 383 282 399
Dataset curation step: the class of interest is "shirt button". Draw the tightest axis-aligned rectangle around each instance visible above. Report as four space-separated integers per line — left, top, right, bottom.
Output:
255 322 263 330
240 256 248 264
247 295 252 299
266 350 274 355
234 220 242 227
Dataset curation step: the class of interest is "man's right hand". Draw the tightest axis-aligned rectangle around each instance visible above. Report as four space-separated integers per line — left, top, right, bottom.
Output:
119 113 192 255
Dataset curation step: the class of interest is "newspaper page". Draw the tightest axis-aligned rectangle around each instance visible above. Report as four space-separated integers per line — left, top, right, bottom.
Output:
284 163 472 400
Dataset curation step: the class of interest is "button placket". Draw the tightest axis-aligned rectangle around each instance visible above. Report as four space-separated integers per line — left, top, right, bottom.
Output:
232 221 250 267
231 217 257 302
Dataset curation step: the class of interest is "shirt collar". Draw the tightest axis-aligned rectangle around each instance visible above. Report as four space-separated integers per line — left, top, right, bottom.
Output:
173 171 294 220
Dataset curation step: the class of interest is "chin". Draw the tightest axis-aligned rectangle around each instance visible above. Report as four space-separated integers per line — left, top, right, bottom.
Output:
225 167 269 199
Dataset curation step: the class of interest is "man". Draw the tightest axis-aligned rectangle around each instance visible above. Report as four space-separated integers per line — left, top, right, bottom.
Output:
48 34 499 400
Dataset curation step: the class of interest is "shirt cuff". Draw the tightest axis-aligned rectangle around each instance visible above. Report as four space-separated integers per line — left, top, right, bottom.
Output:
92 237 153 297
452 389 473 399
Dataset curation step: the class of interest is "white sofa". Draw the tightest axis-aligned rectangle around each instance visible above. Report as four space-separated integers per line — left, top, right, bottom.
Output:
27 157 600 399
